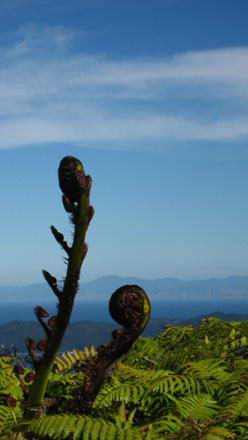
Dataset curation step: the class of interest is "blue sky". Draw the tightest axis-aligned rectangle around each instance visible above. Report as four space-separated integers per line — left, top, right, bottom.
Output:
0 0 248 286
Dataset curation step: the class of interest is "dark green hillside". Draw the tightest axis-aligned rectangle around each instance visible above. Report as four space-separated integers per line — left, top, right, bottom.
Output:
0 320 117 353
2 312 248 353
1 319 172 353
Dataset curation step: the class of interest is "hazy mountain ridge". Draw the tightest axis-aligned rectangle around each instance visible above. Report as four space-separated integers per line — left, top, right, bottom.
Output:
1 274 248 303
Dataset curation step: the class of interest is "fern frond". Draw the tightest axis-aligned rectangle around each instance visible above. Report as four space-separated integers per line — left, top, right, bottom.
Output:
231 357 248 370
174 393 219 420
201 425 235 439
232 420 248 438
47 372 84 400
158 349 194 372
150 415 184 434
219 389 248 418
95 366 211 422
0 357 16 368
95 382 144 407
201 434 229 440
28 414 75 438
10 433 26 440
123 337 164 369
180 359 228 382
115 364 203 395
0 404 18 436
54 351 84 373
28 414 143 440
161 325 194 343
54 347 95 373
141 371 201 396
0 433 26 440
0 364 24 400
217 371 248 405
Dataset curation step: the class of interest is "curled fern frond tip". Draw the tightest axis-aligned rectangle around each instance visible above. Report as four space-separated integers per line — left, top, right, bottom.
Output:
58 156 90 202
25 372 35 383
72 285 151 414
109 284 150 332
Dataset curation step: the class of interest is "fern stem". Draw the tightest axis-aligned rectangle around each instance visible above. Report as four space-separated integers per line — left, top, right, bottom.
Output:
24 159 91 420
73 285 150 414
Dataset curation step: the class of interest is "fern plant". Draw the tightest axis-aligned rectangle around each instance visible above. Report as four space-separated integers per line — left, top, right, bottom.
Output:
4 317 248 439
23 156 94 420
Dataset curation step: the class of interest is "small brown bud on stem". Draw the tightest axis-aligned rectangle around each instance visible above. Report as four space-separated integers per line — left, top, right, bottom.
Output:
42 270 61 298
48 316 56 327
37 340 47 351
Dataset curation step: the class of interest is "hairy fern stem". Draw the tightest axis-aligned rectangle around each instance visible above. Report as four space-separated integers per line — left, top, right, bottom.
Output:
24 157 92 419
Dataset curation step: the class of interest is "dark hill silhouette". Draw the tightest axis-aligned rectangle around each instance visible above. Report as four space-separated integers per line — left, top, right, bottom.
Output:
1 311 248 354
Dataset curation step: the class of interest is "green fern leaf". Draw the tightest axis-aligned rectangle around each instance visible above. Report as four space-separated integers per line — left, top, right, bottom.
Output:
0 364 24 400
202 435 227 440
0 357 16 367
41 416 59 437
62 416 79 438
175 393 219 420
28 415 142 440
90 419 101 440
83 419 94 440
47 372 84 400
151 415 184 434
233 420 248 437
106 424 116 439
0 405 16 435
95 383 144 408
73 417 87 440
99 423 109 440
219 389 248 418
28 414 73 439
202 426 235 439
9 433 26 440
55 347 95 373
180 359 227 382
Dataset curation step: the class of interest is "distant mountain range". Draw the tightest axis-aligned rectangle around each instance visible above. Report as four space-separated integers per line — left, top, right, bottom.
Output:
1 275 248 303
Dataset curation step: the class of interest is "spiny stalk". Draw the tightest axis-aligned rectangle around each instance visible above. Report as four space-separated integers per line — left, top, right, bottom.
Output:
71 284 151 414
24 156 94 419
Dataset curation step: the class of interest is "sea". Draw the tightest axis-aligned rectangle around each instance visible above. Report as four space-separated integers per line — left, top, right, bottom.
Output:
1 300 248 325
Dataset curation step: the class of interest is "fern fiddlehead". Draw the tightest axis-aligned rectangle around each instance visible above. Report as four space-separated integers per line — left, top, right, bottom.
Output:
24 156 93 419
72 284 150 414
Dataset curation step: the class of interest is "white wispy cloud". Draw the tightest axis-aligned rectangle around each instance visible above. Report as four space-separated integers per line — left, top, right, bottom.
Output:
0 24 248 149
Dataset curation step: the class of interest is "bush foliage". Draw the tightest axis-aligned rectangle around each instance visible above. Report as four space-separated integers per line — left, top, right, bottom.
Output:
1 317 248 439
